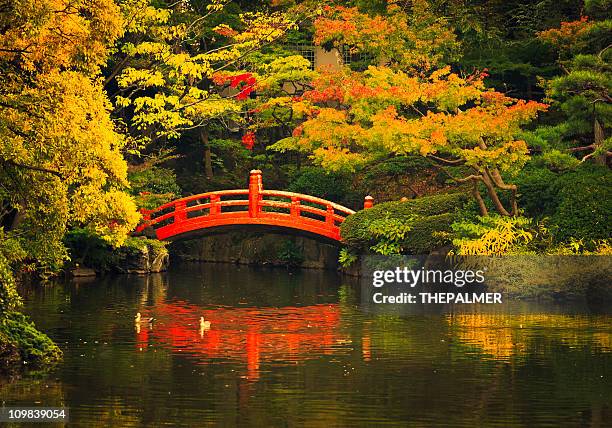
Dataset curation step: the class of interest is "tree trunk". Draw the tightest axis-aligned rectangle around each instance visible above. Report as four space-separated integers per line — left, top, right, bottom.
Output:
594 118 607 165
472 183 488 216
201 128 213 179
481 172 511 216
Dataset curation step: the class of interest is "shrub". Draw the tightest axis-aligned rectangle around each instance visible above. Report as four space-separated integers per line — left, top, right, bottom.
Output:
341 193 468 254
277 240 305 267
549 165 612 245
0 311 62 368
514 164 559 218
514 163 611 248
288 167 362 208
64 229 167 272
451 215 535 255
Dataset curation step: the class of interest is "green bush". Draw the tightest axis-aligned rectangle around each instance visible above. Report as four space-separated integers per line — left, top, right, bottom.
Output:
0 311 62 368
65 229 167 272
549 165 612 244
277 240 305 267
514 164 559 218
341 193 468 254
515 164 611 246
288 167 362 208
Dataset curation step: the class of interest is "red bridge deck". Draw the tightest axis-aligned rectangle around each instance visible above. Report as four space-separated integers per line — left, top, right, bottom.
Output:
136 170 374 241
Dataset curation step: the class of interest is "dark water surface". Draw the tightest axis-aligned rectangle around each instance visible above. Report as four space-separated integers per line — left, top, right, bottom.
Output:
2 263 611 427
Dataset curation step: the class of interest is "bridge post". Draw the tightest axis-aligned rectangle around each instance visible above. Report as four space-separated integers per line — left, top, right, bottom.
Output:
249 169 262 218
175 200 187 221
290 196 300 218
364 195 374 209
326 205 334 226
210 195 220 216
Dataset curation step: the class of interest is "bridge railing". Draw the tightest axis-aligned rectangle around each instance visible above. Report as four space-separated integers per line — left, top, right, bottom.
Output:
136 170 374 240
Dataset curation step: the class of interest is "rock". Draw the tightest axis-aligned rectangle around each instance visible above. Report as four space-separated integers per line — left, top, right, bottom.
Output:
170 231 340 270
114 239 170 274
71 266 97 277
150 249 170 273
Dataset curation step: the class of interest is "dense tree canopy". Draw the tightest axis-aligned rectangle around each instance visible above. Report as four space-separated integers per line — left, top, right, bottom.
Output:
0 0 140 281
0 0 610 281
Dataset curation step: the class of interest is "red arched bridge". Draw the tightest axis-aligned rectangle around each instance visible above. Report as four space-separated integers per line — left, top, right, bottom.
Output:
136 170 374 241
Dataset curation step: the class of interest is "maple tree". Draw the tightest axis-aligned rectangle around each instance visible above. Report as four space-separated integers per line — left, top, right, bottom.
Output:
313 1 460 73
106 0 298 178
272 66 546 216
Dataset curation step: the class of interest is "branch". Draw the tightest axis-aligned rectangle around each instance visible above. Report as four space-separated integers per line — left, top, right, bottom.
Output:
486 168 517 191
429 162 482 183
1 159 63 178
427 154 465 165
567 144 595 153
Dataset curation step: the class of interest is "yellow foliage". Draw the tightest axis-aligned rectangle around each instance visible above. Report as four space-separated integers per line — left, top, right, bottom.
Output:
0 0 123 73
1 0 140 262
453 216 534 256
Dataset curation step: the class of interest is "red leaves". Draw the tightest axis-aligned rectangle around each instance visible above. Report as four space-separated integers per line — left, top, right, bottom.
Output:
230 73 257 100
229 73 255 88
212 72 257 100
292 125 303 137
242 131 256 150
304 86 344 103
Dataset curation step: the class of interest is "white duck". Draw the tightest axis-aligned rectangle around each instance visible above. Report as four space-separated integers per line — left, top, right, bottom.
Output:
199 317 211 331
134 312 155 325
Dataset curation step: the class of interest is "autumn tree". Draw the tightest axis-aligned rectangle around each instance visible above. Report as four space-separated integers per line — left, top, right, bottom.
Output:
270 3 547 216
0 0 140 279
105 0 299 179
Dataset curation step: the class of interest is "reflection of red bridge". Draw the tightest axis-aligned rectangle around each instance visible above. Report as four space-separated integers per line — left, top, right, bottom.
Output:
136 170 374 241
136 303 347 380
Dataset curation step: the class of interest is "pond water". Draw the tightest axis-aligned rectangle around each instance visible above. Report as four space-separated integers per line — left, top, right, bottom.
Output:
2 263 611 427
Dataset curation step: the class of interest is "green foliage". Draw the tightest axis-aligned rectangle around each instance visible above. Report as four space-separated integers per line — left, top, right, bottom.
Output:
532 150 581 172
514 164 559 217
65 229 167 272
515 163 611 248
277 240 305 267
129 167 181 196
129 166 181 210
287 167 362 208
549 165 612 245
368 217 414 255
0 229 25 314
363 156 432 181
536 12 611 161
0 311 62 367
341 193 467 254
338 248 358 267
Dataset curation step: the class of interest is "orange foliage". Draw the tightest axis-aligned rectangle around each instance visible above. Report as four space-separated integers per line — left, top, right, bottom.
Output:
538 16 593 51
288 65 547 176
313 1 459 72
